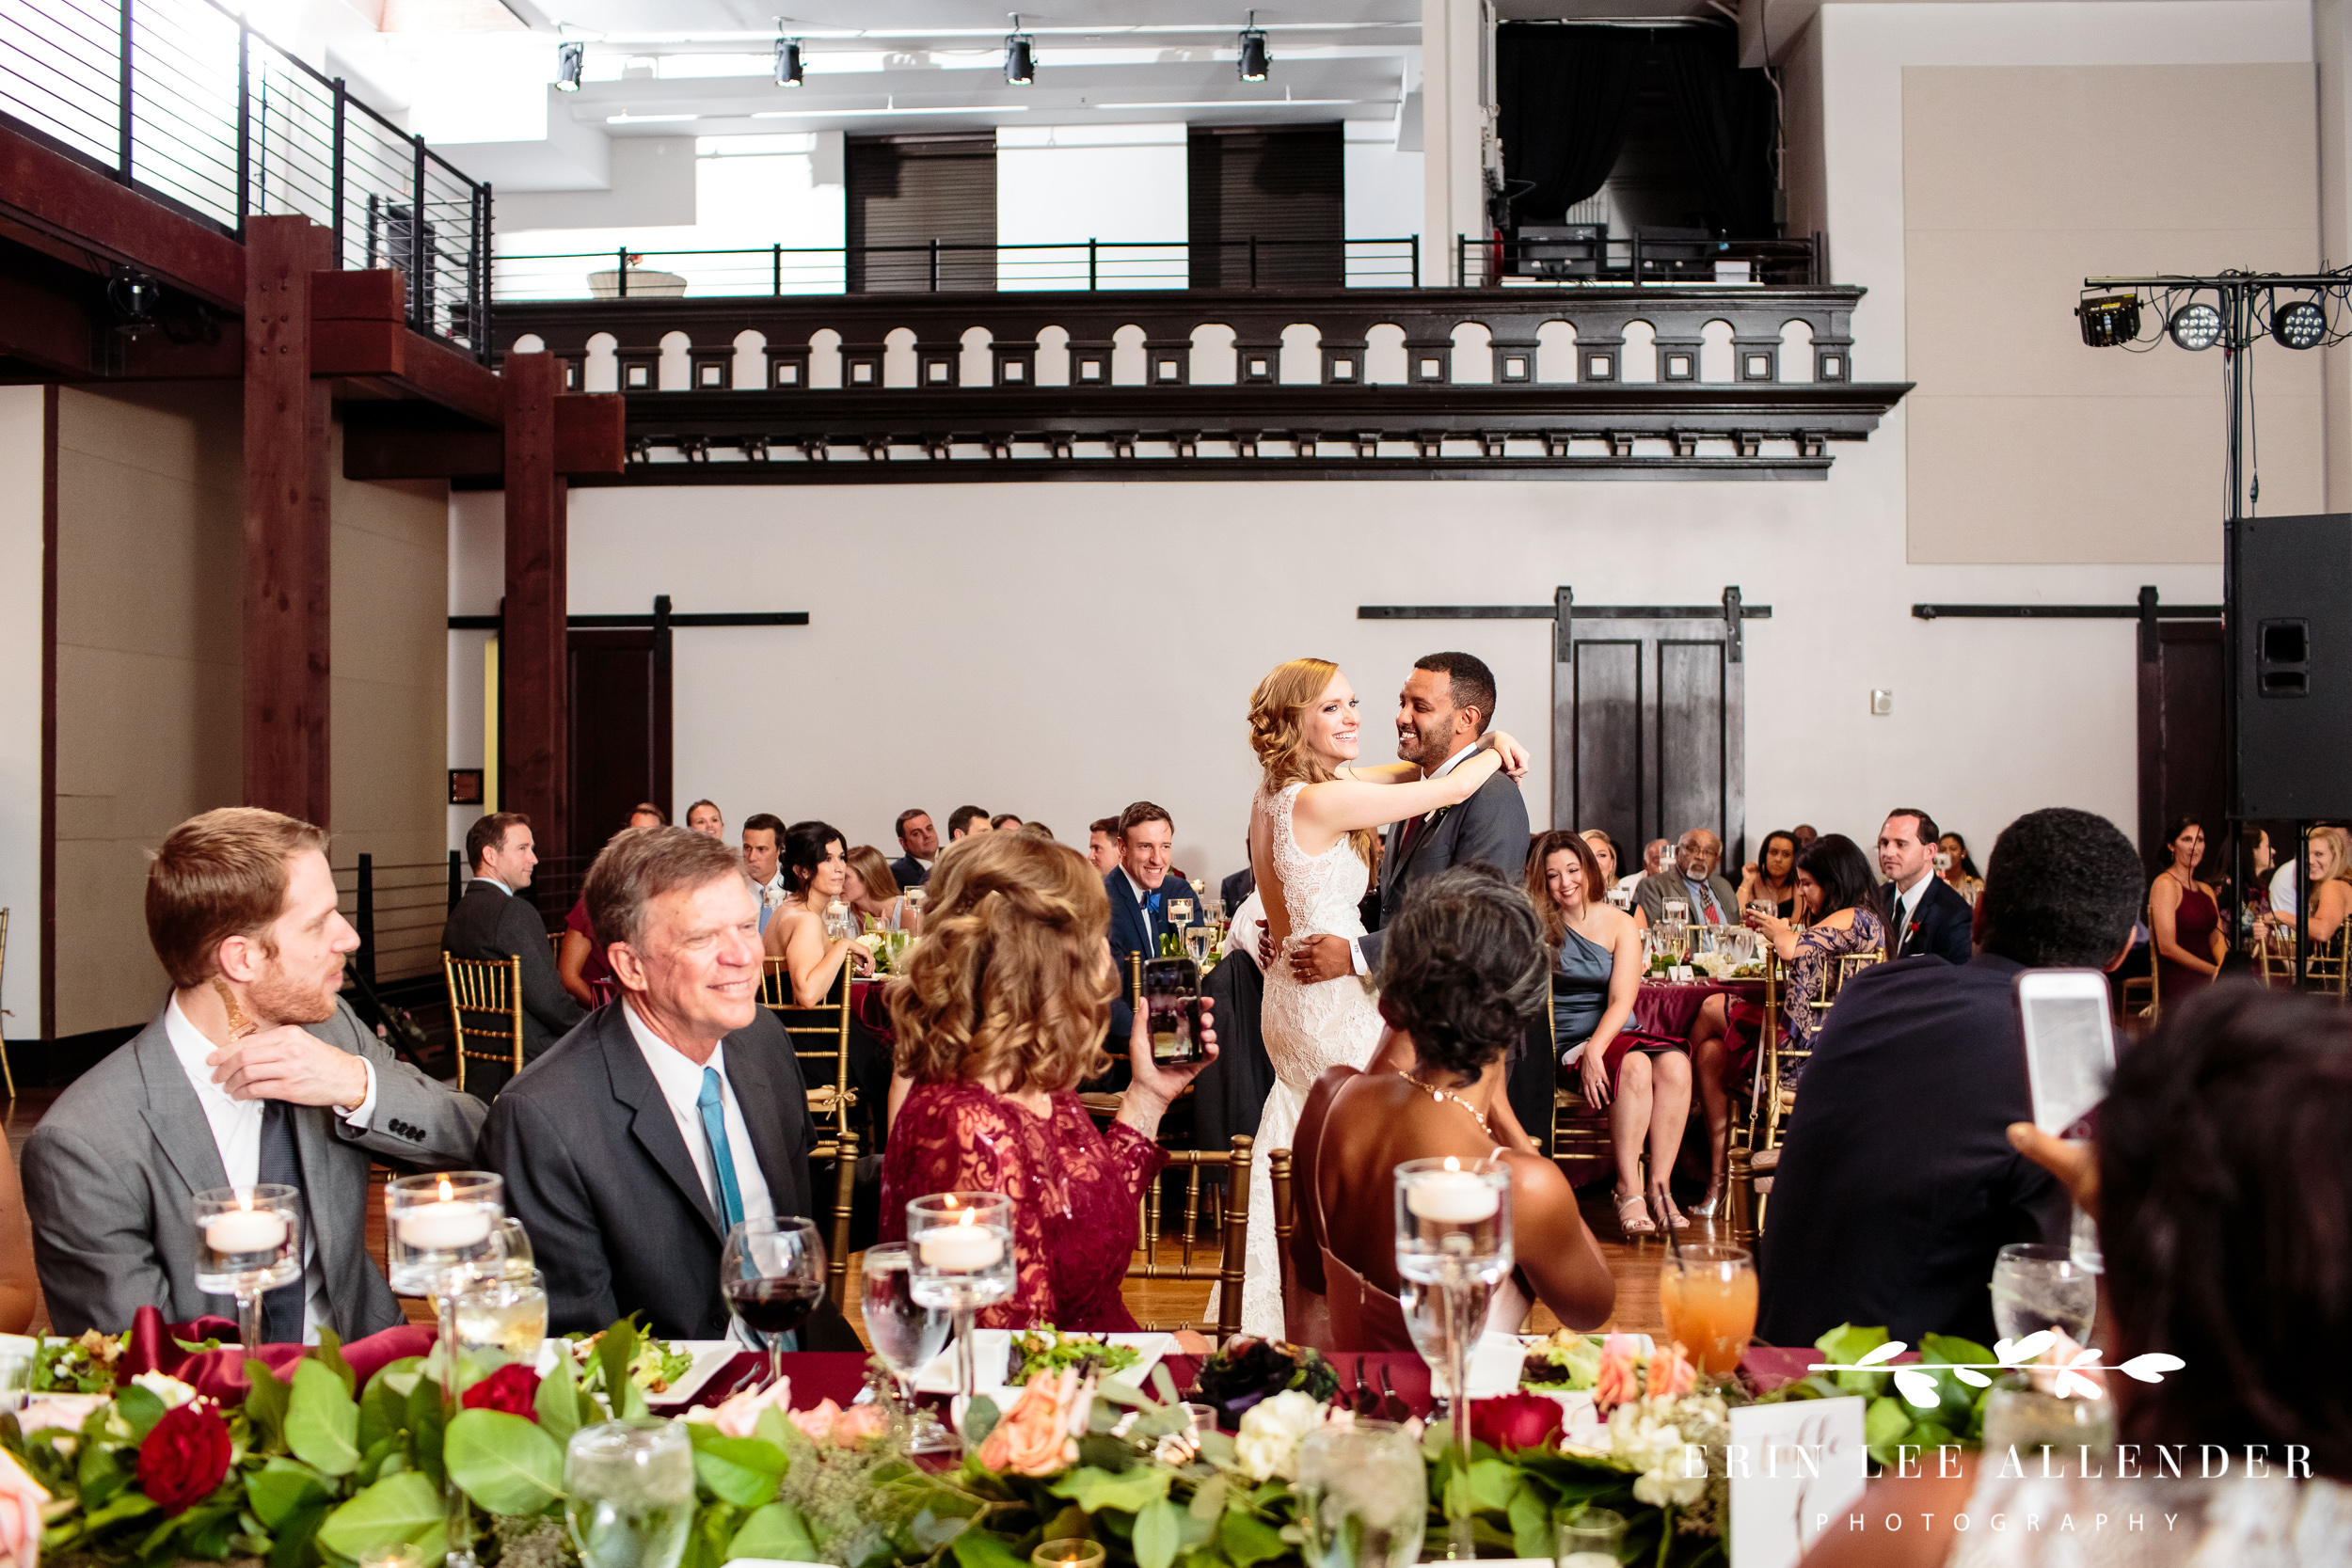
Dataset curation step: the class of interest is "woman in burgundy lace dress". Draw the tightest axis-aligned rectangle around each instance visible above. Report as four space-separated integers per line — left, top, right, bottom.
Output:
878 832 1217 1333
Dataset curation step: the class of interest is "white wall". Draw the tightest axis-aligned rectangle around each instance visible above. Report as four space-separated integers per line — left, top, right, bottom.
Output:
997 125 1186 291
0 388 41 1042
1345 124 1425 282
447 489 503 854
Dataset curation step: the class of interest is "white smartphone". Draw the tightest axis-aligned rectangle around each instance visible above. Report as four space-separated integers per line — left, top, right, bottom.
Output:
2013 968 2117 1134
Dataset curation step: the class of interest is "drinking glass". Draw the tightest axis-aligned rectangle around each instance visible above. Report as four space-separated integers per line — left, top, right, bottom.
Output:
193 1184 302 1357
564 1418 695 1568
824 901 854 941
1167 897 1195 931
491 1218 536 1282
907 1192 1017 1444
859 1243 955 1452
1553 1506 1628 1568
1980 1384 2115 1472
721 1217 826 1391
0 1345 30 1416
1395 1158 1511 1560
1295 1423 1427 1568
1990 1243 2097 1344
1184 926 1215 966
1660 1244 1757 1377
451 1275 549 1392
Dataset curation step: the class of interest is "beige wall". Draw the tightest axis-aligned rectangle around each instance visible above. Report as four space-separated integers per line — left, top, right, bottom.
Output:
1903 62 2322 562
51 391 449 1036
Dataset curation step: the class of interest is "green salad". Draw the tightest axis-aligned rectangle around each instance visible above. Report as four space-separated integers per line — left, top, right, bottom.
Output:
1518 1329 1606 1391
30 1331 126 1394
565 1330 696 1395
1006 1326 1141 1385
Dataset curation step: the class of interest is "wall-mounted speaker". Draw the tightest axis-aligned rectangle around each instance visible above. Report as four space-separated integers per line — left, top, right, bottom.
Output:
2233 513 2352 819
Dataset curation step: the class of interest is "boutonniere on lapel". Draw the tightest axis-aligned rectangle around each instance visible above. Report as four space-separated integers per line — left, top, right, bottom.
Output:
1425 804 1454 831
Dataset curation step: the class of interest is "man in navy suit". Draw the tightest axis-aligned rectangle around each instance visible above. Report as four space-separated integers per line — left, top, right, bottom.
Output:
1094 801 1189 1087
889 808 936 890
1877 808 1974 963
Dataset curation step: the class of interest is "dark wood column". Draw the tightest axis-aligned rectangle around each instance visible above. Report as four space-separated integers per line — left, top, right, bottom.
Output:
242 214 334 826
501 350 567 863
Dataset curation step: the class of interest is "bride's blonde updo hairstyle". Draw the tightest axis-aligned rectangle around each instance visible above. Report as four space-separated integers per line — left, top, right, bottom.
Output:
1248 657 1376 868
887 831 1118 1094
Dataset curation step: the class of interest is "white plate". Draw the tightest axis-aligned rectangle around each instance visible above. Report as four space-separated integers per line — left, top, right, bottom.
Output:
914 1330 1176 1399
535 1338 741 1407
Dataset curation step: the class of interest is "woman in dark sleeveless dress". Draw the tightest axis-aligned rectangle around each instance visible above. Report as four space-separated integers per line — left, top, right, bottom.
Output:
2149 816 2224 1004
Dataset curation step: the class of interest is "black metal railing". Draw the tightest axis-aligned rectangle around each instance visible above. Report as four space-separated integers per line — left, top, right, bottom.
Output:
493 236 1422 303
1459 230 1823 288
0 0 492 356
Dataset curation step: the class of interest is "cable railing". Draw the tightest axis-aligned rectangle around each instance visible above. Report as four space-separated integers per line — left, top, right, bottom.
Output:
493 235 1422 302
0 0 492 356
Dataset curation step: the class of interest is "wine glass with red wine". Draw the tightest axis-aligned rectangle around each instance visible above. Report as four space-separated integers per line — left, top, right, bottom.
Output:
721 1216 826 1389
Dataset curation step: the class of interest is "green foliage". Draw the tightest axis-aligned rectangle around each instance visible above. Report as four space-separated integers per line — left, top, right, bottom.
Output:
316 1468 446 1562
730 1500 818 1561
444 1409 566 1516
286 1359 361 1477
684 1424 789 1509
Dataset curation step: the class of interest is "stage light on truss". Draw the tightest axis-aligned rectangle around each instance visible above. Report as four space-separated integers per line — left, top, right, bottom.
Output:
1004 13 1035 84
2273 296 2326 350
555 40 584 91
2169 299 2222 351
774 36 803 86
1238 11 1270 81
2074 293 2139 347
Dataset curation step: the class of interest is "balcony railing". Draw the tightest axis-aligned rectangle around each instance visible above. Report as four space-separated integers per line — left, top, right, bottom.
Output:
1460 230 1823 289
492 236 1424 303
0 0 493 356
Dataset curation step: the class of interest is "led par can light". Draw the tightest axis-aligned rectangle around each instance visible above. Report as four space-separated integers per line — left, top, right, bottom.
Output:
2273 297 2326 350
2074 293 2140 348
2169 299 2222 351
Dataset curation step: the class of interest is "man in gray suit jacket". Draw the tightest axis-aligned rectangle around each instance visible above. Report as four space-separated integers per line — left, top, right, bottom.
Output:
1635 829 1741 928
442 812 584 1092
24 809 486 1340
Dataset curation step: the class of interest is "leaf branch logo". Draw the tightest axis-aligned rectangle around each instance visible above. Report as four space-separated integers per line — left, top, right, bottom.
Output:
1806 1333 2186 1410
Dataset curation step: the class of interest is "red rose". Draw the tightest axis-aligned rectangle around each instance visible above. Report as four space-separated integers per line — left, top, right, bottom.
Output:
137 1401 232 1514
1468 1391 1564 1453
460 1364 542 1419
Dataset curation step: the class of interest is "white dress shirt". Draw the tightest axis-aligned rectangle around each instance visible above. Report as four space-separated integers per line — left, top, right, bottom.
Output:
618 1000 774 1234
755 873 787 933
1890 872 1932 946
164 996 378 1343
1349 742 1479 975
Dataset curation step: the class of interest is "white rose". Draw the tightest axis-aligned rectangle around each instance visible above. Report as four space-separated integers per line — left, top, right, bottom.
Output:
130 1372 197 1410
1632 1466 1708 1509
1232 1390 1326 1482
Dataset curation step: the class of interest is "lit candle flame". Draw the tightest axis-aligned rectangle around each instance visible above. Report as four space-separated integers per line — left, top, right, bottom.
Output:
437 1177 453 1203
239 1193 253 1212
955 1207 977 1228
1442 1156 1460 1172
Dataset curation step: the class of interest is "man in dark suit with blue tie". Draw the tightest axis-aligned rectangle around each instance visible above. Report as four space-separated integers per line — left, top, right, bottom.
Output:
1097 801 1188 1088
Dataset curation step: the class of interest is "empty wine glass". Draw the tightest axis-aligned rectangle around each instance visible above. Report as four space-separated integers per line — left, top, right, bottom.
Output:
1990 1242 2096 1344
721 1217 826 1390
1295 1423 1426 1568
860 1243 955 1452
564 1419 694 1568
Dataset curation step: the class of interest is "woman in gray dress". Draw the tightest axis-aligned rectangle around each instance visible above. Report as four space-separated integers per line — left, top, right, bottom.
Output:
1525 831 1663 1235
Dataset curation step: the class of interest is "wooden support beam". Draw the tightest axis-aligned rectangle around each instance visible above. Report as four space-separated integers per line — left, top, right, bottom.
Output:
243 215 335 827
0 124 244 308
341 392 627 481
501 351 567 858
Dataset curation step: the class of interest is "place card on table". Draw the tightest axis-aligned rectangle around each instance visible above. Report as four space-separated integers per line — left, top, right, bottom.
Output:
1726 1396 1867 1568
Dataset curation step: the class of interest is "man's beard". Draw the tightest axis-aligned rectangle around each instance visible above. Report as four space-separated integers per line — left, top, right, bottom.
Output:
1397 717 1447 765
246 958 341 1026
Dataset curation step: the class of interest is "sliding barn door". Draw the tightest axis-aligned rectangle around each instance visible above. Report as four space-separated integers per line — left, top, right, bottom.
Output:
567 628 674 864
1554 607 1749 867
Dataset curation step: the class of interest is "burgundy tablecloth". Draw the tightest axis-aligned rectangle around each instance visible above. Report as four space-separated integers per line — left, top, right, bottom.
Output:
119 1307 438 1401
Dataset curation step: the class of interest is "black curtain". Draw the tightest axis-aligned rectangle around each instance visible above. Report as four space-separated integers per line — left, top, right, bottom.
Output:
1653 27 1776 235
1496 24 1645 223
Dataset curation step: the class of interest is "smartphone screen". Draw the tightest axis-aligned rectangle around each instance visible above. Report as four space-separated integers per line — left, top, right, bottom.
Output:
1141 957 1204 1065
2014 971 2115 1134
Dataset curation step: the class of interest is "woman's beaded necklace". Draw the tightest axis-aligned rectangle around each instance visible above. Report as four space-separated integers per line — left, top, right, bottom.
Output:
1395 1070 1495 1140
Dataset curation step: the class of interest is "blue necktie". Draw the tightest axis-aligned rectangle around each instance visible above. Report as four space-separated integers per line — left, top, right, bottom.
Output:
697 1069 746 1234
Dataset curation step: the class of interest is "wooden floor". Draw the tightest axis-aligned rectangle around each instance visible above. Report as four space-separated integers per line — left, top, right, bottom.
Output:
4 1086 1677 1345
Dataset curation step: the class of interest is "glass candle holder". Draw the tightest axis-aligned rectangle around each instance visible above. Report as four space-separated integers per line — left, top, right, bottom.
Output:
192 1184 302 1357
1553 1505 1628 1568
386 1173 505 1297
1030 1542 1105 1568
1394 1157 1511 1561
906 1192 1016 1444
1296 1423 1427 1568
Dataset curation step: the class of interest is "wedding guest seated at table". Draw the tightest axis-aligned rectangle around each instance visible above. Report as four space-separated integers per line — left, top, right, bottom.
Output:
1636 829 1740 927
1790 822 1819 854
1623 837 1672 898
562 803 666 1006
1878 808 1974 962
1683 832 1884 1214
1936 831 1983 905
1086 818 1122 875
2150 816 2225 1003
1289 865 1613 1350
685 800 724 838
1800 984 2352 1568
843 845 923 934
742 813 789 933
948 805 993 841
992 814 1024 833
483 825 859 1348
1579 827 1621 893
1755 807 2140 1350
2258 823 2352 950
26 807 485 1339
1736 829 1801 921
1020 821 1057 841
441 811 584 1096
1525 831 1659 1237
761 820 875 1004
879 831 1217 1335
890 808 936 890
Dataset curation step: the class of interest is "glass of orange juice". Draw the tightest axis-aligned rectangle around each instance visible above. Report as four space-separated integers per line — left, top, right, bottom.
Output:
1660 1243 1757 1377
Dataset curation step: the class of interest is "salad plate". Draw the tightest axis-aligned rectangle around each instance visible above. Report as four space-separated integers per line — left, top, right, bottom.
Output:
914 1329 1175 1398
535 1336 739 1407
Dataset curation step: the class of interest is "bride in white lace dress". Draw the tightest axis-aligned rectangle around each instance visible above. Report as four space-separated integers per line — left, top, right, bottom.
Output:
1230 657 1530 1336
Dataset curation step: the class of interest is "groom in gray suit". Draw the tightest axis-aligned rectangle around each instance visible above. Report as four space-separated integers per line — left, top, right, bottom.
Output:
24 808 486 1340
1278 652 1549 1147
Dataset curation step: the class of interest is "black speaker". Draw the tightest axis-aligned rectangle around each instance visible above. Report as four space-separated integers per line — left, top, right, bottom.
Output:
2233 512 2352 818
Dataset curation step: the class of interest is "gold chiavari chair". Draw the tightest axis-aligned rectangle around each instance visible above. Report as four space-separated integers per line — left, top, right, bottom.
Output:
759 957 860 1305
2305 926 2351 1001
1730 946 1883 1244
1548 974 1614 1180
2120 902 2159 1025
442 954 524 1094
1126 1133 1251 1339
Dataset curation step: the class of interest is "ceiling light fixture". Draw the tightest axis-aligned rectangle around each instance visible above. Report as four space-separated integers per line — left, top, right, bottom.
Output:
2273 296 2326 350
1004 12 1035 84
1237 10 1269 81
555 40 583 91
2168 298 2222 351
774 35 803 86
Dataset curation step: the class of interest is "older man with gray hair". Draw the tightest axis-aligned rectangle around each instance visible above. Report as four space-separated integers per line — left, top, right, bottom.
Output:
1635 828 1741 927
482 824 858 1347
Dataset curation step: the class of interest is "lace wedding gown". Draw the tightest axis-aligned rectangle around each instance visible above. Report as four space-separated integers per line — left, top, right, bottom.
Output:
1232 781 1389 1337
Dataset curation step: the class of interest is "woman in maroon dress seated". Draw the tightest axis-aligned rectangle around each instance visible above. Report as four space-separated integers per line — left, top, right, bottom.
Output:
879 832 1216 1333
2149 815 2225 1004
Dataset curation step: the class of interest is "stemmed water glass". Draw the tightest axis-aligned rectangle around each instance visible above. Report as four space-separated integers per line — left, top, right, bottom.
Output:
564 1419 695 1568
385 1173 507 1568
906 1192 1016 1445
1295 1423 1427 1568
193 1185 302 1358
1394 1158 1512 1561
859 1243 956 1451
1990 1242 2097 1344
721 1217 827 1391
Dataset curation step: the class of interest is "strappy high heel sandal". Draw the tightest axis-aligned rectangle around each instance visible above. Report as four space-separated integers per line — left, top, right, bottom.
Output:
1613 1188 1657 1238
1685 1177 1725 1220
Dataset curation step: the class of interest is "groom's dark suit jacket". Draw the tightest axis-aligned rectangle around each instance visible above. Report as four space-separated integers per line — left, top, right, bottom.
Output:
1363 765 1549 1148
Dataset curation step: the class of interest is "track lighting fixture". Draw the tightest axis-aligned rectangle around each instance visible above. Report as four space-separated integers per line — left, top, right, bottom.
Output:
774 34 803 87
555 40 583 91
1238 11 1269 82
1005 13 1035 85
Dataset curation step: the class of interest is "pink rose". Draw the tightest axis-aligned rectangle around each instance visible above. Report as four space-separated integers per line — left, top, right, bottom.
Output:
977 1371 1084 1477
1593 1335 1642 1412
1646 1341 1696 1402
827 1402 890 1445
686 1377 790 1439
0 1446 49 1568
788 1399 848 1443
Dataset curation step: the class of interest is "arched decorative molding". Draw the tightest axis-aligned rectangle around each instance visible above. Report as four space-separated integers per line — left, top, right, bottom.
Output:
1698 319 1736 383
1620 321 1659 384
1278 323 1322 385
882 326 918 388
1364 323 1407 384
582 331 617 393
1448 322 1494 385
657 329 691 391
1111 324 1148 386
730 328 766 391
1189 323 1237 385
1534 320 1577 384
1035 325 1072 387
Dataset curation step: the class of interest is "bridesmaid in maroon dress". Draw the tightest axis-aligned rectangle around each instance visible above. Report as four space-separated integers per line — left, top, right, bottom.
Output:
879 832 1216 1333
2149 816 2225 1003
